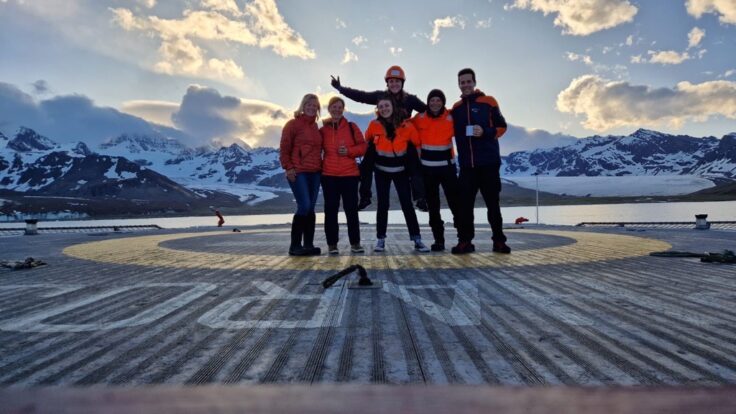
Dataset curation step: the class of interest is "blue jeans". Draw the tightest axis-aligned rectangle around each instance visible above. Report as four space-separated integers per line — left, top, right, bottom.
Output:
289 172 321 216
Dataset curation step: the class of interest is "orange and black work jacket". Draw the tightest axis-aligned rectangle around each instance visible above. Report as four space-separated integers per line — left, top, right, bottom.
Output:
450 90 507 168
364 119 419 174
411 108 455 168
320 117 367 177
279 114 323 173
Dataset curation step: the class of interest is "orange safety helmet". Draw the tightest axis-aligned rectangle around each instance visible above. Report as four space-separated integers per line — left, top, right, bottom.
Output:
384 65 406 81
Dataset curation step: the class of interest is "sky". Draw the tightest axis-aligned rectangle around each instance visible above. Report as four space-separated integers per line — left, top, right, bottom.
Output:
1 0 735 153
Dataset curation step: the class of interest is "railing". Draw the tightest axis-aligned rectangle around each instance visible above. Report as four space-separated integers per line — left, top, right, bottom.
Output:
576 221 736 230
0 224 162 237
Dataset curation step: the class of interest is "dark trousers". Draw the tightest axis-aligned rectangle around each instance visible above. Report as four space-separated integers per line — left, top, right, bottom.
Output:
423 165 460 244
375 170 420 240
359 143 375 201
321 175 360 245
457 165 506 243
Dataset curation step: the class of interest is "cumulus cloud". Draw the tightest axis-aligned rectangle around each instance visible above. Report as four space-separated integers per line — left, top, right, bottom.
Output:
508 0 638 36
686 0 736 24
647 50 691 65
476 18 492 28
136 0 156 8
0 82 196 146
110 0 314 80
341 48 358 64
171 85 290 148
429 15 466 44
687 26 706 49
625 35 634 46
556 75 736 131
335 18 346 29
566 52 593 65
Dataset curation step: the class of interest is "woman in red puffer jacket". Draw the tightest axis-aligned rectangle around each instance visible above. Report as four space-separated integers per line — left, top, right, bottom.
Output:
280 93 323 256
320 97 367 255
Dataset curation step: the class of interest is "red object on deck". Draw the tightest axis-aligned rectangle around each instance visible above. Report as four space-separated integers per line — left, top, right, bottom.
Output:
215 210 225 227
515 217 529 225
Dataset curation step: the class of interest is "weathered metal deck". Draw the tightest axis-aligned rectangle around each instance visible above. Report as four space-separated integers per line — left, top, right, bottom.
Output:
0 224 734 389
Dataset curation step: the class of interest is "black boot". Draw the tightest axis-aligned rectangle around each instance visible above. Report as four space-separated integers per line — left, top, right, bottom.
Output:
302 212 321 256
289 215 309 256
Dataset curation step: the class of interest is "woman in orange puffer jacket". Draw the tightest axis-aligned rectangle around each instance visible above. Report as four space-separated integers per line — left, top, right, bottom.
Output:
366 96 430 253
320 97 368 255
279 93 323 256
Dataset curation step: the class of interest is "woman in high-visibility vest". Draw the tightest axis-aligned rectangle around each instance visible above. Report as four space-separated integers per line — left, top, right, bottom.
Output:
364 96 430 253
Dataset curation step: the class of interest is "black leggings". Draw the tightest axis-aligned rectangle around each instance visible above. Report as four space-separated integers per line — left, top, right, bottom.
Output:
321 175 360 245
375 170 420 240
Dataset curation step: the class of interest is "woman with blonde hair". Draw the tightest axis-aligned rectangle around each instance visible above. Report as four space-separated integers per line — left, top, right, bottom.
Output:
320 96 367 254
280 93 323 256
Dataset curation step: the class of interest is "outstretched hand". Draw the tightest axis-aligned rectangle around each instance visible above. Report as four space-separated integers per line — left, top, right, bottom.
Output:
330 75 341 89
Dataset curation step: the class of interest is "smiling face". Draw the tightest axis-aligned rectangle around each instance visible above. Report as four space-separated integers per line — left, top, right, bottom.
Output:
377 99 393 118
303 98 319 117
428 97 444 115
328 100 344 120
386 78 403 94
458 73 476 97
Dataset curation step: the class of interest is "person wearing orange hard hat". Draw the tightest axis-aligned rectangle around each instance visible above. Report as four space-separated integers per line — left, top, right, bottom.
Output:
330 65 427 212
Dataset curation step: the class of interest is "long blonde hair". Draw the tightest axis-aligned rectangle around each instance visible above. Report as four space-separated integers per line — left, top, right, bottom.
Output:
293 94 321 118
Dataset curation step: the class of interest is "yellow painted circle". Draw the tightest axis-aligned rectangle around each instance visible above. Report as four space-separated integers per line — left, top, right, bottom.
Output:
62 229 671 271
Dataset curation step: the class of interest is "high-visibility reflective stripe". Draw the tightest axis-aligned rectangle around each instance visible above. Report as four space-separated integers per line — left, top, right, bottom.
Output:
421 144 453 151
376 165 405 173
376 150 407 157
421 159 454 167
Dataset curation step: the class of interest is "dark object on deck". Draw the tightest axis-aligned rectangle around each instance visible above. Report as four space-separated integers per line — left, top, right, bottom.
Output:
650 250 735 264
515 217 529 225
1 257 46 270
322 264 371 289
700 250 735 264
24 219 39 235
695 214 710 230
232 228 241 232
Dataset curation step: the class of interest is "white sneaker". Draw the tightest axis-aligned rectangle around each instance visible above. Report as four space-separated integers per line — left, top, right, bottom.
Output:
328 245 339 255
374 238 385 252
414 238 430 253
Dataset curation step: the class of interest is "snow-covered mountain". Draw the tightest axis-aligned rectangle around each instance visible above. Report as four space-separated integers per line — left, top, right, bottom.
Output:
502 129 736 178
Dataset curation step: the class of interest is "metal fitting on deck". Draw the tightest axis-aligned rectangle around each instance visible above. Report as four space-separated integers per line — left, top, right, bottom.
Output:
695 214 710 230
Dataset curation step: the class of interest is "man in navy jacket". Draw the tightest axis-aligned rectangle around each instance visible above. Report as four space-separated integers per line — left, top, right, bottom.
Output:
450 68 511 254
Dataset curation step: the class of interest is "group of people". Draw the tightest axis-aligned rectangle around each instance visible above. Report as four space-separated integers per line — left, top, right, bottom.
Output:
279 65 511 256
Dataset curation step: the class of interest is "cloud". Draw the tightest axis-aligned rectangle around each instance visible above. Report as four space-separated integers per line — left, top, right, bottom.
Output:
501 125 578 155
171 85 290 148
429 15 466 44
687 27 706 49
647 50 691 65
721 69 736 78
31 80 50 95
136 0 156 8
686 0 736 24
341 48 358 64
476 18 492 28
556 75 736 131
110 0 315 80
120 100 179 128
625 35 634 46
244 0 316 59
0 82 196 147
335 18 346 29
389 46 403 56
566 52 593 65
352 35 367 47
508 0 637 36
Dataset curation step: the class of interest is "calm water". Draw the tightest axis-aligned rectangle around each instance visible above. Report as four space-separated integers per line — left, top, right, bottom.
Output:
1 201 734 229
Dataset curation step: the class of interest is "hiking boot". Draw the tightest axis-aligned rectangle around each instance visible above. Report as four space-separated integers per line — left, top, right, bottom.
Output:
289 246 310 256
357 198 372 210
302 245 322 256
350 244 365 253
374 238 385 252
493 241 511 254
414 239 430 253
451 241 475 255
328 245 339 255
431 242 445 252
414 198 428 212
